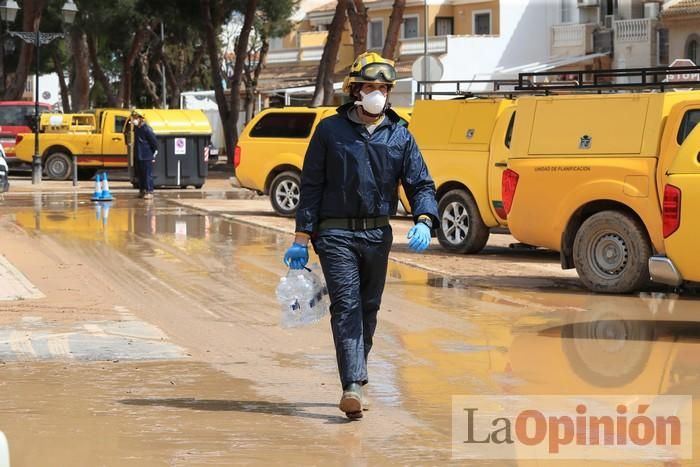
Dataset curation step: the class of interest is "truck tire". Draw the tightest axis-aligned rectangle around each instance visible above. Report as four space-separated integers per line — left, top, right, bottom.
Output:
270 171 301 217
44 152 72 180
573 210 651 293
437 189 489 254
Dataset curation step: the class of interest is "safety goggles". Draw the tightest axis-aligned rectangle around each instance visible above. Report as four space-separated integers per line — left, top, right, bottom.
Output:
353 62 396 83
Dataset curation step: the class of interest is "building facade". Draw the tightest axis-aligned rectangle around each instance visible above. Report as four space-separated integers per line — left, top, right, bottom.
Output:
257 0 695 106
660 0 700 65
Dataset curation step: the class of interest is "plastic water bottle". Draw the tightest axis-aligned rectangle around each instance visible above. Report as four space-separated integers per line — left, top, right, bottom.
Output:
276 271 314 327
276 268 329 327
276 274 304 328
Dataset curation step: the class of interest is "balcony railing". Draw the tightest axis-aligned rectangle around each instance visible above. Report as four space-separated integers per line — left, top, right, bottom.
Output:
614 18 653 43
552 23 585 47
399 36 448 56
267 46 325 64
551 23 595 55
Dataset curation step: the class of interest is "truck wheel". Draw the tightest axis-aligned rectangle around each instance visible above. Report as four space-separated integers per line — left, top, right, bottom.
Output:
270 171 301 217
44 152 72 180
573 211 651 293
437 189 489 254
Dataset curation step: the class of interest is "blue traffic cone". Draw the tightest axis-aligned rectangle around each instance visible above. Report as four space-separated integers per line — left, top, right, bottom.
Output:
100 172 113 201
91 173 103 201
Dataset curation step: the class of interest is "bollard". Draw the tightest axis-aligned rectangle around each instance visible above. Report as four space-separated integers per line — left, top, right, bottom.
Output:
72 154 78 187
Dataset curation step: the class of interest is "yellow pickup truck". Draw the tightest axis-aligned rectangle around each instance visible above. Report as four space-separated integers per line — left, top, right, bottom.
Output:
235 106 412 216
504 79 700 293
15 108 130 180
15 108 210 181
409 97 515 253
651 122 700 287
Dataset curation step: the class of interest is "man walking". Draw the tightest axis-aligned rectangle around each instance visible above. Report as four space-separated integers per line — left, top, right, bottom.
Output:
130 110 158 199
283 52 438 420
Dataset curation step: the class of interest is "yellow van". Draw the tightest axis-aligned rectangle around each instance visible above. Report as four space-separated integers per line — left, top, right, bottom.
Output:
505 90 700 293
650 118 700 287
235 106 411 216
409 97 516 253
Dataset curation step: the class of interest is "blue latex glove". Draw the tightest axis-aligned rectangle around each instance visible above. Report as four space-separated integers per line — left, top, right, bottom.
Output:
284 242 309 269
407 222 431 252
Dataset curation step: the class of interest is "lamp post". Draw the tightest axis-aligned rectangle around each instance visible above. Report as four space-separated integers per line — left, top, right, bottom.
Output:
0 0 78 185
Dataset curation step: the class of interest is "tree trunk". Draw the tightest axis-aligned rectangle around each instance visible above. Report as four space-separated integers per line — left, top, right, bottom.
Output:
164 45 205 109
227 0 258 167
382 0 405 60
312 0 346 106
201 0 233 165
70 29 90 111
3 0 46 100
87 33 117 107
139 52 161 107
117 28 148 108
52 49 70 112
346 0 367 58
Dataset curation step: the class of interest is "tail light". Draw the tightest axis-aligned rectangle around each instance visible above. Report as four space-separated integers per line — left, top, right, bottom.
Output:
502 169 519 215
662 184 681 238
15 135 23 144
234 145 241 168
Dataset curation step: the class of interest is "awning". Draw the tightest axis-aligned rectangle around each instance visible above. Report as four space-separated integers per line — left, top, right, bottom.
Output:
493 52 610 76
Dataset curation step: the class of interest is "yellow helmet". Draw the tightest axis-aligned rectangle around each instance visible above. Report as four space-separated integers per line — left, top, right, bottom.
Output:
342 52 397 93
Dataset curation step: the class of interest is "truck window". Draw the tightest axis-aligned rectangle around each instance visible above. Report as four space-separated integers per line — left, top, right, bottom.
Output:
114 116 127 133
505 112 516 149
250 113 315 138
677 109 700 145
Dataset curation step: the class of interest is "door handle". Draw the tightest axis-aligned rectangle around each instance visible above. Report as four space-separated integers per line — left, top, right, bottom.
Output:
494 162 507 168
112 137 121 141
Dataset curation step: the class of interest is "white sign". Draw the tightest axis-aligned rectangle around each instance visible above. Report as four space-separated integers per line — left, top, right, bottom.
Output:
174 137 187 155
412 55 444 82
665 59 699 83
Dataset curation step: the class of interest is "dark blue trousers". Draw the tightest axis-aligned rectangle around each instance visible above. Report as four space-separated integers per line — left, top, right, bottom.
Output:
313 226 393 389
138 159 154 193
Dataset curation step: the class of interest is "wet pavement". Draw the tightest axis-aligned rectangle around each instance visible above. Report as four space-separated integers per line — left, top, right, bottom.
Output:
0 192 698 466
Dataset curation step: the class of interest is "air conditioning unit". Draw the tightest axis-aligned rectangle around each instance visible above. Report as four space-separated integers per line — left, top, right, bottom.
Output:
644 2 660 18
604 14 614 29
577 0 599 6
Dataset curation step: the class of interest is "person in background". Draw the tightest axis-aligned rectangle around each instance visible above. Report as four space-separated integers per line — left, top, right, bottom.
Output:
130 110 158 200
283 52 438 420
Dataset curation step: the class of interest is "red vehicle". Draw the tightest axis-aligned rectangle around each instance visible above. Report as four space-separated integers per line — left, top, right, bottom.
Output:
0 101 51 167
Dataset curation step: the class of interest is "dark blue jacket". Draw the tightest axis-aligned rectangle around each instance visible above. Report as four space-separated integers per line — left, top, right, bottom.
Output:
134 123 158 161
296 103 438 234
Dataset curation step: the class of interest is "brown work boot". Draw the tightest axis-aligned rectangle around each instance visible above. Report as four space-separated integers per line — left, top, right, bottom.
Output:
339 383 363 420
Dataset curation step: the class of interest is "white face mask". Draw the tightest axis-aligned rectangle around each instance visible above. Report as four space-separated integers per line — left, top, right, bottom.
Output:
357 90 387 115
133 118 141 126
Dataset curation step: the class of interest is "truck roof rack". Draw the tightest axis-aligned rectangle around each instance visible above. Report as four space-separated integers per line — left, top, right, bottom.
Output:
416 66 700 99
516 66 700 92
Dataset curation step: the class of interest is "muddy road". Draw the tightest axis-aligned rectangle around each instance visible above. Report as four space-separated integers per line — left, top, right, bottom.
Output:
0 189 698 466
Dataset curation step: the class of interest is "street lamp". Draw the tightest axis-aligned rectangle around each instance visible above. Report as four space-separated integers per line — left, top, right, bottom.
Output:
0 0 78 185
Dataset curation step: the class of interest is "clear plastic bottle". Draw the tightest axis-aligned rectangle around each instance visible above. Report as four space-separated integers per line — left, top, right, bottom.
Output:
276 275 304 328
276 268 328 327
